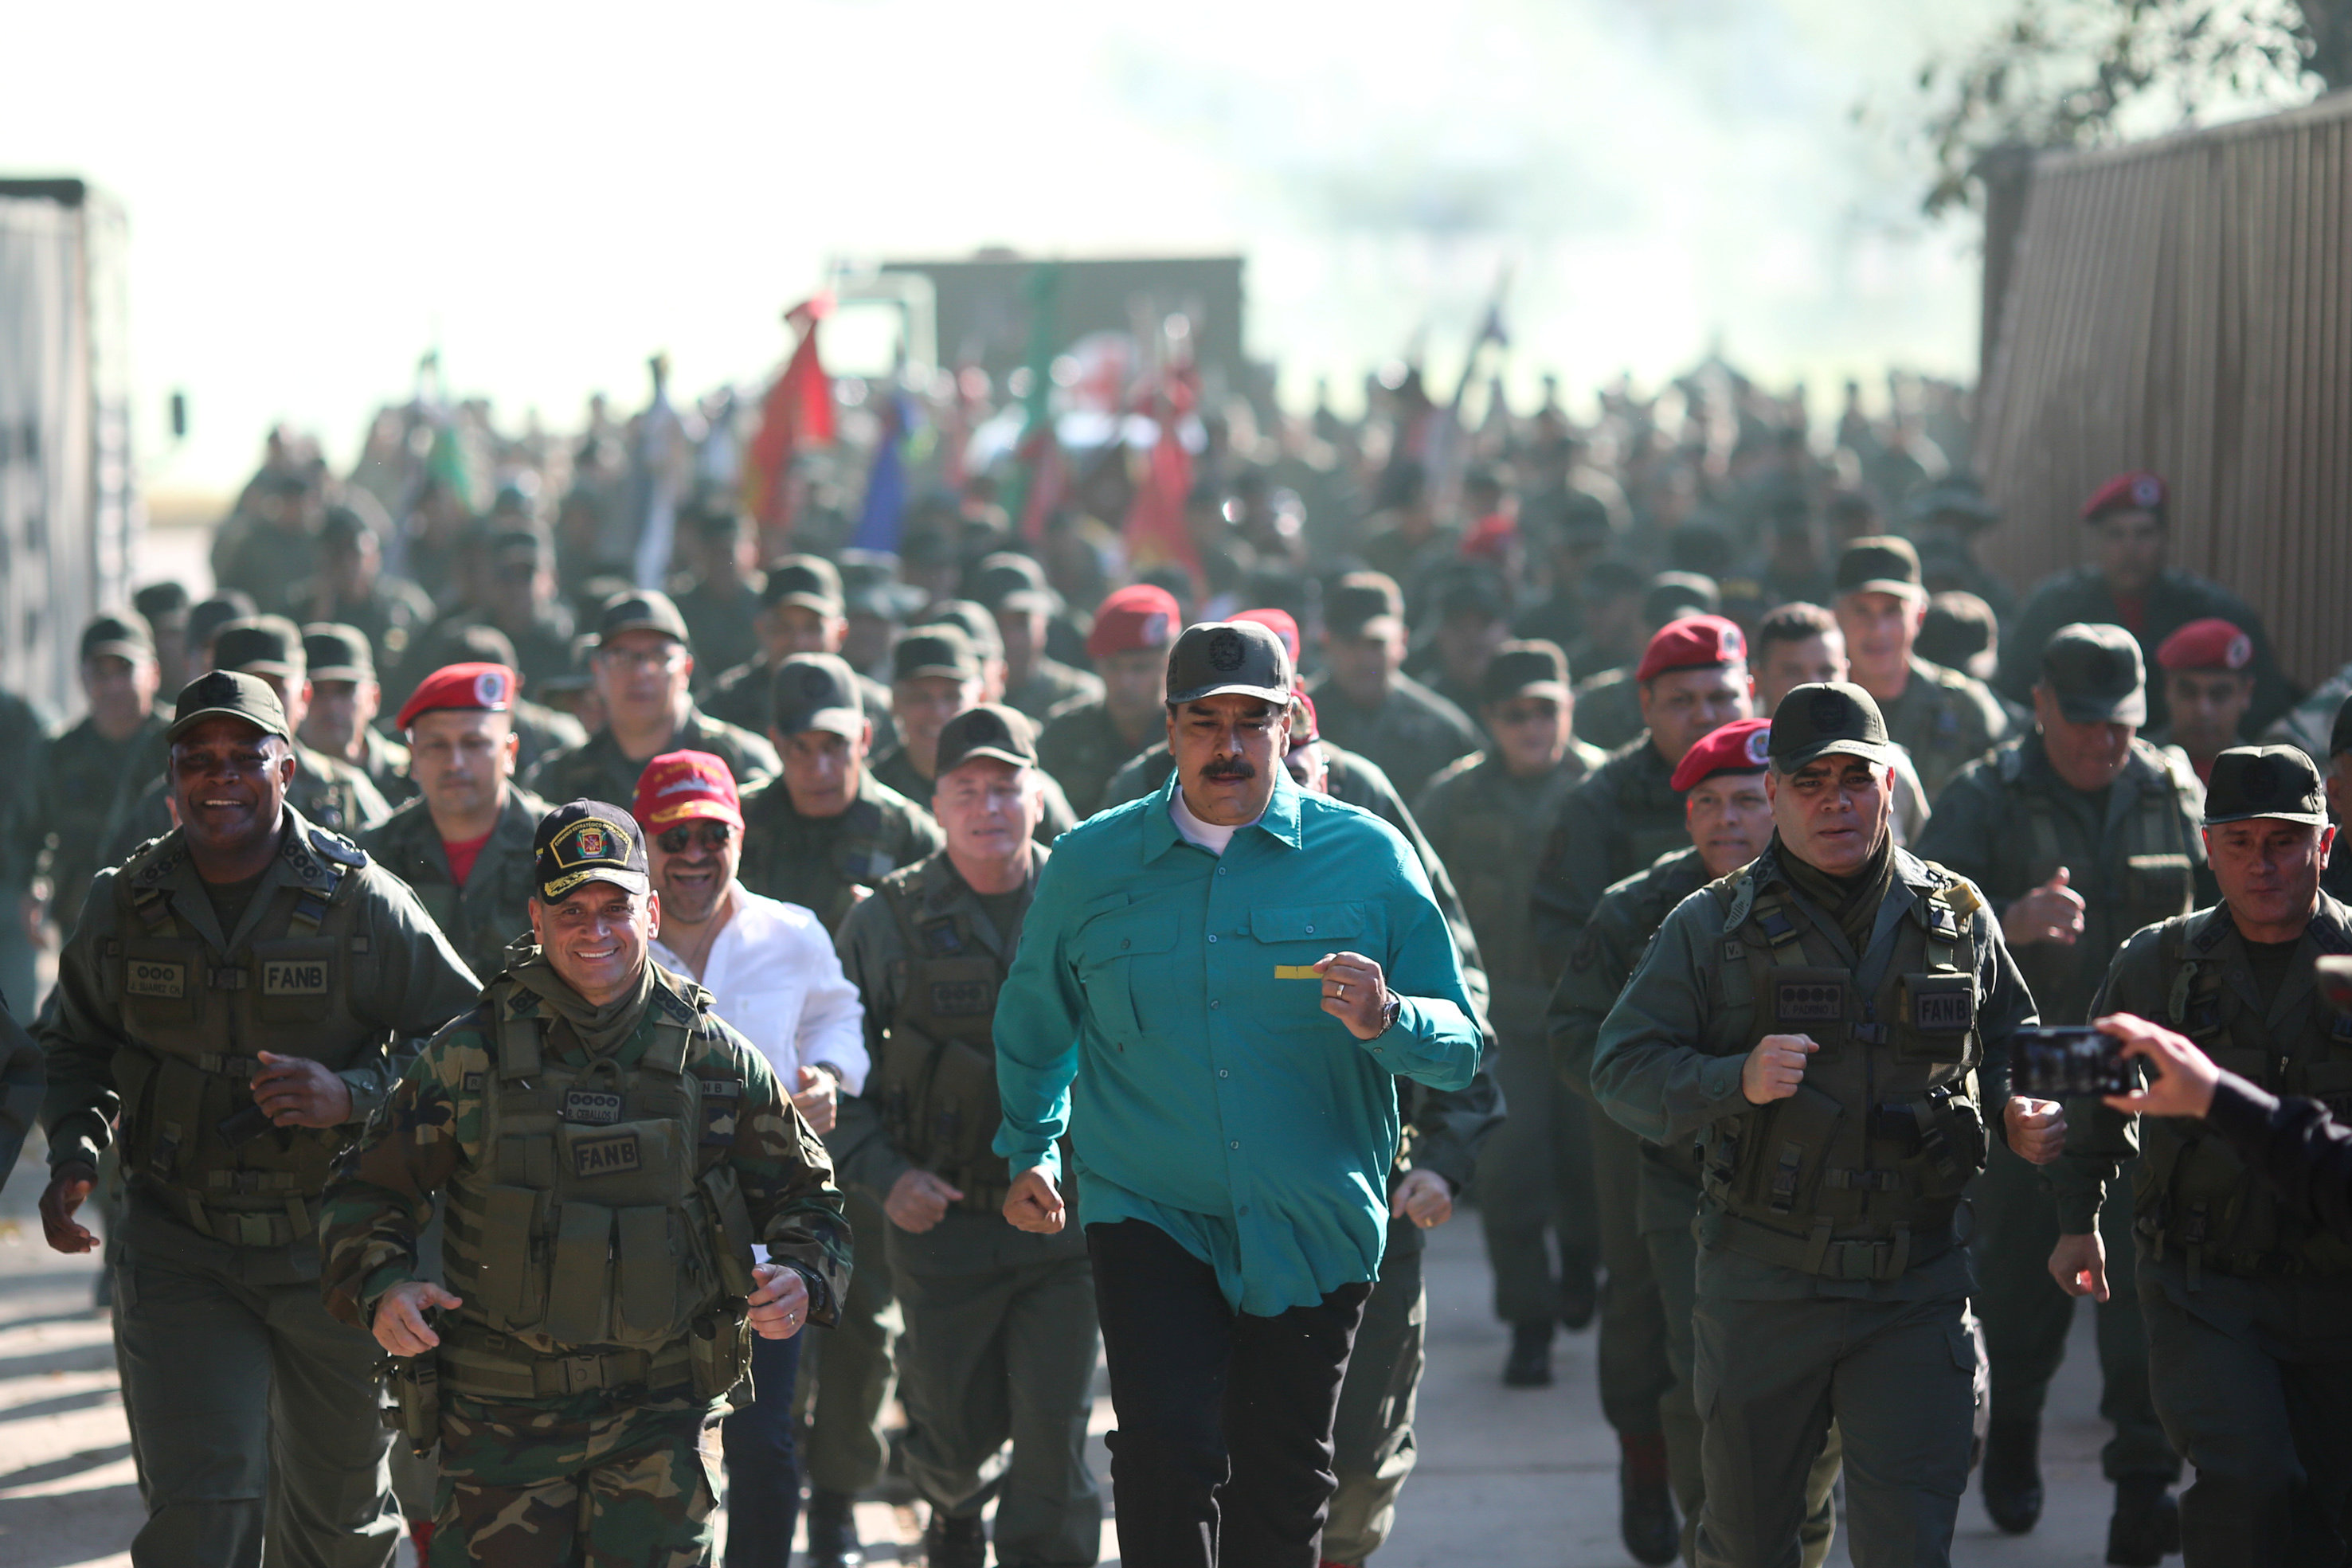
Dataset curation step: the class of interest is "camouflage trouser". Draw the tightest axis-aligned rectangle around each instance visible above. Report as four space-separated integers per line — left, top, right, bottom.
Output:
429 1391 717 1567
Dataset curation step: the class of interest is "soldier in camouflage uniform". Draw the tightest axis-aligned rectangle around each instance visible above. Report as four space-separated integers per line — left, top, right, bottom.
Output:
1035 585 1179 816
37 671 480 1568
1414 642 1607 1386
320 799 851 1566
1830 538 2010 802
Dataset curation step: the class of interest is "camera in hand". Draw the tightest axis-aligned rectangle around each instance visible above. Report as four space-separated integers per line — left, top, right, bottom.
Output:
2013 1026 2131 1098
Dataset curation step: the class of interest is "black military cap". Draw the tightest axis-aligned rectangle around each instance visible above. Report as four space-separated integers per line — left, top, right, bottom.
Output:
934 703 1038 776
761 555 844 613
490 526 550 561
1166 620 1294 707
594 589 690 647
320 505 378 546
168 669 291 743
2332 693 2352 760
1834 536 1925 598
2203 745 2327 827
450 623 522 671
187 592 259 659
1644 571 1719 624
533 800 651 902
2041 622 2147 725
1434 569 1509 624
772 653 865 739
923 600 1005 661
1919 591 1997 671
213 616 306 678
1324 573 1405 639
80 611 154 663
971 552 1056 615
1480 640 1571 707
132 581 191 620
892 625 982 683
302 624 374 682
1768 681 1897 770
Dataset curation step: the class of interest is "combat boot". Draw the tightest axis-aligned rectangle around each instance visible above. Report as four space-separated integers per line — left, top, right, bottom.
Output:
2105 1475 2181 1566
1559 1255 1599 1331
1981 1417 2044 1533
923 1509 988 1568
1502 1320 1554 1387
805 1488 865 1567
1618 1430 1678 1566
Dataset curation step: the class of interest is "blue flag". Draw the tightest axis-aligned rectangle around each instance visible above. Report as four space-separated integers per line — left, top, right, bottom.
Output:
850 389 915 553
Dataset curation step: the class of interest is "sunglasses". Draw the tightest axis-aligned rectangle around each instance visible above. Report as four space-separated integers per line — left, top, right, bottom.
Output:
656 822 734 854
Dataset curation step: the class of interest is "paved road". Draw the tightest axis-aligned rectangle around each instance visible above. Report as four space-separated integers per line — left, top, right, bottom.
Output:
0 1128 2138 1567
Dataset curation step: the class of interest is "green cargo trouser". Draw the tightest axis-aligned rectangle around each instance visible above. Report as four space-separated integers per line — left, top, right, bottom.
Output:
2137 1251 2352 1568
1969 1139 2177 1480
1693 1288 1978 1568
800 1188 901 1496
1477 1024 1599 1324
1591 1114 1673 1435
1323 1222 1426 1565
429 1390 715 1566
114 1197 399 1568
886 1213 1103 1564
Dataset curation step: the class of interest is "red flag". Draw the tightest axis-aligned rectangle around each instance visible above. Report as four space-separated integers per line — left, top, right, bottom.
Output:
1121 367 1203 589
745 296 836 542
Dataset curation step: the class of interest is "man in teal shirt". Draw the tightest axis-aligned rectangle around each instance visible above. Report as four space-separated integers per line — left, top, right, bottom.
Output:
993 619 1481 1568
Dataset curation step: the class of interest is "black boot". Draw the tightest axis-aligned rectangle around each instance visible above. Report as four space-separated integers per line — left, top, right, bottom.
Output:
923 1510 988 1568
1619 1431 1679 1566
1558 1257 1599 1332
1982 1417 2045 1534
804 1488 865 1568
1502 1320 1554 1387
2106 1475 2181 1566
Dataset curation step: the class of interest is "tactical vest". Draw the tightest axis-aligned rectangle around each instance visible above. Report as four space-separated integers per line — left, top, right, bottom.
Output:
2139 910 2352 1281
107 827 378 1249
1695 866 1990 1282
436 972 760 1404
1884 667 1981 794
869 875 1021 1211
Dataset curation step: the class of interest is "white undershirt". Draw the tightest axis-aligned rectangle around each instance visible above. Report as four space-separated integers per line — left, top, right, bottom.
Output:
1169 788 1263 854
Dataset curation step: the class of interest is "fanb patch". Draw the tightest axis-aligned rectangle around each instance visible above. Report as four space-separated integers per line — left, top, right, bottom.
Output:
571 1129 641 1178
1912 985 1974 1032
929 979 993 1017
261 959 330 995
1775 980 1844 1023
126 959 187 999
562 1089 624 1126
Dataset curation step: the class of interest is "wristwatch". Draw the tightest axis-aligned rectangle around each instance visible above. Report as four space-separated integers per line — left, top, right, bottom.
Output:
1378 991 1403 1036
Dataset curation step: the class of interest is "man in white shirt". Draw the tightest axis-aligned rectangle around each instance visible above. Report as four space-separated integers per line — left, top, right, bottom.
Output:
633 749 863 1568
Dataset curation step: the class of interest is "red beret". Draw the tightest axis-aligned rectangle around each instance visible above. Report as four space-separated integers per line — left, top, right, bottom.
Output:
1670 718 1773 792
1289 686 1320 745
2157 616 2253 673
632 750 742 832
1636 615 1746 683
2080 471 2168 520
1087 585 1181 660
395 662 515 731
1234 607 1302 663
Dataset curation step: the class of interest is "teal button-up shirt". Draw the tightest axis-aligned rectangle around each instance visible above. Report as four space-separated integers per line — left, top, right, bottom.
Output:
993 769 1481 1316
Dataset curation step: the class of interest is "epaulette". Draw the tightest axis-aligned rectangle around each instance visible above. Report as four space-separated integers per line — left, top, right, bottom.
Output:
127 835 183 887
307 826 368 870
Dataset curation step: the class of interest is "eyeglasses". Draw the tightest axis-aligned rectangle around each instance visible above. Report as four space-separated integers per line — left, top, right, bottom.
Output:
656 822 734 854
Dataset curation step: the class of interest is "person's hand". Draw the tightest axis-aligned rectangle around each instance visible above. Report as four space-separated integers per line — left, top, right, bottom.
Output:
1742 1034 1817 1105
790 1064 839 1136
1317 952 1393 1040
1391 1168 1454 1229
252 1051 354 1128
885 1169 963 1234
38 1161 100 1254
372 1281 462 1355
1003 1166 1066 1234
2095 1012 2221 1120
2002 867 2086 948
2049 1230 2109 1301
747 1261 812 1339
2006 1096 2068 1164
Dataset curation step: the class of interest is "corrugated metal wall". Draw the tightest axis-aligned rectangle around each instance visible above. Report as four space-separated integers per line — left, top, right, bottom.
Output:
1974 92 2352 689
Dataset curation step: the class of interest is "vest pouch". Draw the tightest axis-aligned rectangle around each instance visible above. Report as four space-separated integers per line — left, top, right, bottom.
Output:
541 1202 612 1345
925 1035 1008 1181
1895 973 1978 1065
143 1052 225 1183
699 1164 759 1299
689 1307 753 1402
2123 854 2194 932
117 936 209 1050
558 1119 688 1207
1735 1081 1844 1218
874 1022 950 1167
109 1046 162 1165
252 937 339 1025
612 1205 693 1347
473 1185 546 1331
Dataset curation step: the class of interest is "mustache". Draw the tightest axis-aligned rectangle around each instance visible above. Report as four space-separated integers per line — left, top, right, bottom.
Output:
1201 756 1258 781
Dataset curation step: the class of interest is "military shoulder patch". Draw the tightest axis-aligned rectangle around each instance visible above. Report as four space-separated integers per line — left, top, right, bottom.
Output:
308 827 368 868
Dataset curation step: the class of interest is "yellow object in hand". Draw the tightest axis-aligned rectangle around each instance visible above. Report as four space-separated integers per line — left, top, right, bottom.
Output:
1274 965 1321 980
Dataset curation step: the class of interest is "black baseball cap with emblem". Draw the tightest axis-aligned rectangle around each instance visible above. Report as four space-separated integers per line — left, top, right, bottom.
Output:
1768 681 1897 770
533 800 651 902
80 611 155 664
594 589 691 647
302 624 374 682
1165 620 1295 706
167 669 292 744
1834 536 1925 599
2202 745 2328 827
213 616 307 679
772 653 865 738
761 555 844 613
934 703 1039 776
892 625 981 683
2041 622 2147 725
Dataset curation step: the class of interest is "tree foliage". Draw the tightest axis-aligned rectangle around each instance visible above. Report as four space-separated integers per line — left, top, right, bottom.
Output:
1909 0 2351 214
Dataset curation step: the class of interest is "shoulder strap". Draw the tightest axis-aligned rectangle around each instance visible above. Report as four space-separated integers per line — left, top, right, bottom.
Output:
495 985 544 1082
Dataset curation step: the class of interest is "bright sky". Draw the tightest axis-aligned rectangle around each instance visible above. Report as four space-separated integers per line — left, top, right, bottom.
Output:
6 0 2010 497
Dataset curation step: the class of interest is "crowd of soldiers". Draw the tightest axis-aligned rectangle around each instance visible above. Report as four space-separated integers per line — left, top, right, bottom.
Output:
0 353 2348 1568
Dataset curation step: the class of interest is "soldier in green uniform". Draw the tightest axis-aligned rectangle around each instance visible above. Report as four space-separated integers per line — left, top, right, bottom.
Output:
37 670 482 1568
976 557 1102 723
871 626 1077 847
319 799 852 1566
1035 584 1179 815
1415 642 1607 1386
302 623 418 807
2053 745 2352 1567
432 624 589 777
524 589 779 807
670 504 765 692
281 506 437 682
1830 538 2010 801
734 652 941 1564
1554 718 1843 1568
35 612 168 938
1592 681 2065 1568
1304 572 1484 802
702 557 897 750
832 705 1102 1566
1915 623 2197 1552
1565 573 1726 756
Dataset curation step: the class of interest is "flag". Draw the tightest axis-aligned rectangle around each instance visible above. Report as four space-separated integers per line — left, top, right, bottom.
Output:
745 296 836 543
998 264 1063 533
1122 364 1202 589
850 388 916 553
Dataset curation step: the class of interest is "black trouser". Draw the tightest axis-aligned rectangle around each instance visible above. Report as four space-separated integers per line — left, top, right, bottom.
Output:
1087 1219 1371 1568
